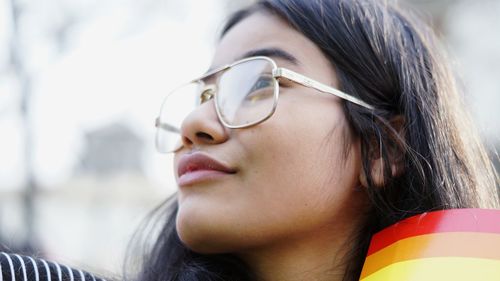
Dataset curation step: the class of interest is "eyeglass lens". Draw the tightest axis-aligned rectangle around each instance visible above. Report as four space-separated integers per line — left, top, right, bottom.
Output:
156 58 277 153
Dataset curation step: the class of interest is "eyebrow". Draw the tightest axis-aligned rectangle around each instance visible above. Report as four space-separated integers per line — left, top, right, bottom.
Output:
205 47 300 74
238 47 300 65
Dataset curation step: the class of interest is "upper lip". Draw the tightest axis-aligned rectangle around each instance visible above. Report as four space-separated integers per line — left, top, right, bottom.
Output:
177 152 236 178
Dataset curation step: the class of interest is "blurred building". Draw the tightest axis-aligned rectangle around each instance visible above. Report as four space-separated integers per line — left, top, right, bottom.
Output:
78 121 145 177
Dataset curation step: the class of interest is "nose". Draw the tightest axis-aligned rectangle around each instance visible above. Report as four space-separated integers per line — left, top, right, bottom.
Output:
179 98 229 150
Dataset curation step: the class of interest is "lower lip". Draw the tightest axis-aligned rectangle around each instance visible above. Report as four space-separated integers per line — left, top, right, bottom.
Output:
178 170 232 187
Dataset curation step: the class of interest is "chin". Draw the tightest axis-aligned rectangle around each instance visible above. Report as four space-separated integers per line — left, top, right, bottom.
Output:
177 228 235 254
176 217 228 254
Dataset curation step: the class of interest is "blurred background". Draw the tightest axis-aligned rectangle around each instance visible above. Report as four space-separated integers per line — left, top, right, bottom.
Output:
0 0 499 276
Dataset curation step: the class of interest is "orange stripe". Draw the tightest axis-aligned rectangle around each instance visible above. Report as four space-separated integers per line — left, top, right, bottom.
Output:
360 232 500 279
367 209 500 255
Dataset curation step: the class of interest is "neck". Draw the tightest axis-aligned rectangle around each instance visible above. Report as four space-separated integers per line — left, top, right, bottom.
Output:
236 223 359 281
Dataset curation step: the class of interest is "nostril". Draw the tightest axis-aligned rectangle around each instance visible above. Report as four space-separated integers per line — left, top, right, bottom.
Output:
182 136 193 146
195 132 214 141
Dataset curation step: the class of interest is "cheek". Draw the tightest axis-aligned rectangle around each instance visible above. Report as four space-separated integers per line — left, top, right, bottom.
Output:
246 98 352 189
234 102 361 229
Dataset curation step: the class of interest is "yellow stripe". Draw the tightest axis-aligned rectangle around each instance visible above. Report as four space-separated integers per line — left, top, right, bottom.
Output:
361 232 500 278
361 257 500 281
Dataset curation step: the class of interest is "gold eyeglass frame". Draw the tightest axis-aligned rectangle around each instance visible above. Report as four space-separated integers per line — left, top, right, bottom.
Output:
155 56 373 150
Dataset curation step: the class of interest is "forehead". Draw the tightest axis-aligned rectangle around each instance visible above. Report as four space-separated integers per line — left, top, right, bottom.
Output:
212 12 333 75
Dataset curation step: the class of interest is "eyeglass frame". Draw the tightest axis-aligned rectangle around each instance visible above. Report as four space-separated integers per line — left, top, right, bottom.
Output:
155 55 373 135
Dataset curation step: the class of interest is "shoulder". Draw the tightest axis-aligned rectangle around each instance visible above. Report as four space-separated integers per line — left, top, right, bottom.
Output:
0 252 108 281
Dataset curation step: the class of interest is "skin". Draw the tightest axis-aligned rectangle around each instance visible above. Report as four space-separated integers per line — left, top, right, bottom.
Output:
174 12 368 281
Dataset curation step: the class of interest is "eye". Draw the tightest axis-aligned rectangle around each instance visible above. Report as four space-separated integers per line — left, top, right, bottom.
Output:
250 76 274 92
245 76 274 103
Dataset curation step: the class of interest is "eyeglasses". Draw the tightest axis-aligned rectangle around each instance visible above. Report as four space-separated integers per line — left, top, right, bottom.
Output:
155 56 373 153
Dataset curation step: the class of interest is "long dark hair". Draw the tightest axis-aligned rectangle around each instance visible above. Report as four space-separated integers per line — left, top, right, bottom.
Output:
127 1 499 280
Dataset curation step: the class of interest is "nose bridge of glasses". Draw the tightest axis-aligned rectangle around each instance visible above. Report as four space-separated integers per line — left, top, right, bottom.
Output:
200 84 216 103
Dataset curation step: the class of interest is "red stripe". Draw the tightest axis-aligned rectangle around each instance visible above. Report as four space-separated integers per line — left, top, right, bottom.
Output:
367 208 500 256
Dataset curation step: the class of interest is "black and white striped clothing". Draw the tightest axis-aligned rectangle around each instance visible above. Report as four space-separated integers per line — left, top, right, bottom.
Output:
0 252 106 281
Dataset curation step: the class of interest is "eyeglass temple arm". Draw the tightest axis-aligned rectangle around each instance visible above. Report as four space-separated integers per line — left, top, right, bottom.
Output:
155 117 181 134
273 68 374 110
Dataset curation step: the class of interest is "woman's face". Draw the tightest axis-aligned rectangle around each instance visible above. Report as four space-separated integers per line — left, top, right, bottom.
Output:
174 12 365 254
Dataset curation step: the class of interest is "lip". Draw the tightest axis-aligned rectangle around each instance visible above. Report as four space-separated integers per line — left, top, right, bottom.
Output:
177 152 236 186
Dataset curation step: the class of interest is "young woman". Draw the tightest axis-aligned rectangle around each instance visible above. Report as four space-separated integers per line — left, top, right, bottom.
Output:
136 0 500 280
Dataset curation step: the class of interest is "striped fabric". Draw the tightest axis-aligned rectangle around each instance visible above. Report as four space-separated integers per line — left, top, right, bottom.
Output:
360 208 500 281
0 252 106 281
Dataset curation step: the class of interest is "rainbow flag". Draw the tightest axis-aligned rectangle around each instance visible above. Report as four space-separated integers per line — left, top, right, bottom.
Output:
360 209 500 281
